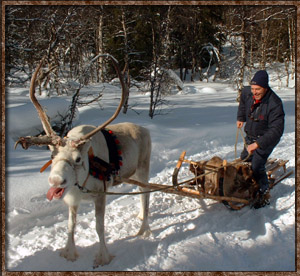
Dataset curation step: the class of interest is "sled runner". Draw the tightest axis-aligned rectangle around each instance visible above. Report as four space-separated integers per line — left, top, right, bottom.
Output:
122 151 293 210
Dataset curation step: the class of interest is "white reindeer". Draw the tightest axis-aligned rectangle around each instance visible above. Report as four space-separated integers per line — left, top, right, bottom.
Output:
15 55 151 267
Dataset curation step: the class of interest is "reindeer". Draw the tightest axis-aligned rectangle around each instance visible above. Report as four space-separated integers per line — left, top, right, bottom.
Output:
15 55 152 267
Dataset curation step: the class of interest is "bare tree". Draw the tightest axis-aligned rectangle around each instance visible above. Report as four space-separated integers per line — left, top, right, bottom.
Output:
96 6 105 83
147 6 173 118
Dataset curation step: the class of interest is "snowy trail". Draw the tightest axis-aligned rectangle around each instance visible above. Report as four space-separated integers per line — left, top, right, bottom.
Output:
5 79 295 271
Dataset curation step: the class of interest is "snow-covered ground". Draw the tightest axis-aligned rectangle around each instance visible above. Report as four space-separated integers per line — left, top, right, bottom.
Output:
5 72 295 271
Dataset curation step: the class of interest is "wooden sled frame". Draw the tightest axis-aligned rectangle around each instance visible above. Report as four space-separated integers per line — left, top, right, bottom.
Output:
171 151 294 210
120 151 293 211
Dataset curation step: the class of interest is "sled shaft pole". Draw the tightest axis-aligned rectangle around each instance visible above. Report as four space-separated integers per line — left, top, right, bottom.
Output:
121 178 249 205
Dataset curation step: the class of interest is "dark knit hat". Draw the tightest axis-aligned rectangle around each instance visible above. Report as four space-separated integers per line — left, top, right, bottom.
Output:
250 70 269 88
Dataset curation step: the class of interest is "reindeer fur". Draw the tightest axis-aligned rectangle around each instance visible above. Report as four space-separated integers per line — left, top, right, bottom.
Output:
48 122 151 267
16 55 152 267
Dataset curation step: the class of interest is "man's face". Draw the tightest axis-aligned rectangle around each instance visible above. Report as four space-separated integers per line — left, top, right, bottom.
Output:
251 85 268 101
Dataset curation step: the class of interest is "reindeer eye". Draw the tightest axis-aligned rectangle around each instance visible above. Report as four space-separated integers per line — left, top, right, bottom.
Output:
75 157 81 163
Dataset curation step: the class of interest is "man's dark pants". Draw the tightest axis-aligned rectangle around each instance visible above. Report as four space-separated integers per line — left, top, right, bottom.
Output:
241 138 274 192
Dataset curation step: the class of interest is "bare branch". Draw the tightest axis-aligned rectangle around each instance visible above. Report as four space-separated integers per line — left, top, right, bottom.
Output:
77 54 128 142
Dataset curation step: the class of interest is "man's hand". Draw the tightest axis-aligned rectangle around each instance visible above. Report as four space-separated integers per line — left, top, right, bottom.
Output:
237 121 244 128
247 142 259 154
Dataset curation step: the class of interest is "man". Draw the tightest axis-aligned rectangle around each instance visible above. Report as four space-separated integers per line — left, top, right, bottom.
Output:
237 70 285 209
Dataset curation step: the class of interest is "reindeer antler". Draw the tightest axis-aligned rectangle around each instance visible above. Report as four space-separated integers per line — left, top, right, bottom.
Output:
15 57 63 150
15 54 128 150
29 57 57 137
75 54 128 143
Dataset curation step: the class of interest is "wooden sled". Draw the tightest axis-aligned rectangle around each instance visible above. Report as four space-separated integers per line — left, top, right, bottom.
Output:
121 151 293 211
172 151 294 210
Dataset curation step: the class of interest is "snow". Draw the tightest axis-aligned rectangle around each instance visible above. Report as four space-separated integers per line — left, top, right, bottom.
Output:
5 71 295 271
166 68 184 90
7 96 74 141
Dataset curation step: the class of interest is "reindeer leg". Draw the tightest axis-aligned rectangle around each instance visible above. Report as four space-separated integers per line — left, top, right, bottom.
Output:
135 170 151 237
60 205 79 261
137 191 151 237
93 195 114 267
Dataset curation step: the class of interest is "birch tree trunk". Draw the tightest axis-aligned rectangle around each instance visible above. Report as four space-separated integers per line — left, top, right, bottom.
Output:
97 10 104 83
260 10 268 70
237 18 246 101
288 16 295 79
121 8 130 114
249 10 254 69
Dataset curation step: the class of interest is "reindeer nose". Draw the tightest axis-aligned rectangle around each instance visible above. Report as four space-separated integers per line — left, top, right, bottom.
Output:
48 175 66 186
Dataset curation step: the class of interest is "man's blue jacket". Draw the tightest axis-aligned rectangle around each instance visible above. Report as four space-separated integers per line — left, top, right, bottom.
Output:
237 86 285 150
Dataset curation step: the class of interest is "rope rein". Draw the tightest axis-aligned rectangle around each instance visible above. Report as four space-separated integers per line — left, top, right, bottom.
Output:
235 127 247 159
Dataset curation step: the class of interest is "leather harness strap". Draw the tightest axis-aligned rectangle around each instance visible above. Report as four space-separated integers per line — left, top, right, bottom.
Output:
40 129 122 193
100 129 121 172
85 129 122 191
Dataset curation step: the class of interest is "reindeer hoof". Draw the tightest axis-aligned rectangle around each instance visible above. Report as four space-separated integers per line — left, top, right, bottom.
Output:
136 226 152 237
60 248 79 261
93 254 114 268
137 229 152 237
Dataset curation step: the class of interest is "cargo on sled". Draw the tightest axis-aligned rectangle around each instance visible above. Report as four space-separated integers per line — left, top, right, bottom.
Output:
122 151 293 210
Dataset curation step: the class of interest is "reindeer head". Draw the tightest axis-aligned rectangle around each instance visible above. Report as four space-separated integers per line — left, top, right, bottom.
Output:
46 138 92 200
15 54 127 201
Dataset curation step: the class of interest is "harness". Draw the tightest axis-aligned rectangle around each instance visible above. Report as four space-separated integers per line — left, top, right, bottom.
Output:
41 129 123 193
79 129 123 192
88 129 123 182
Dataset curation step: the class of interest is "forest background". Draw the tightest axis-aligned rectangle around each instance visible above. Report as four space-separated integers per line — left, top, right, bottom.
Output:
5 5 296 119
